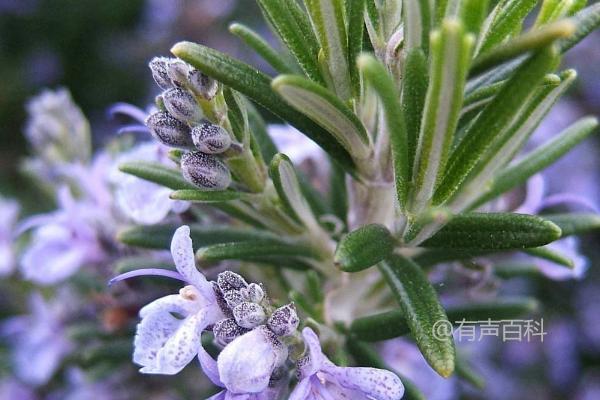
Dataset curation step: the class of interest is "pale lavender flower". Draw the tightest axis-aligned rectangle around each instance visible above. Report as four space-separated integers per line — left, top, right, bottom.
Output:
109 142 189 225
0 196 20 276
0 292 72 386
48 368 128 400
0 378 36 400
290 327 404 400
198 327 288 399
111 225 225 374
24 88 91 165
18 186 108 285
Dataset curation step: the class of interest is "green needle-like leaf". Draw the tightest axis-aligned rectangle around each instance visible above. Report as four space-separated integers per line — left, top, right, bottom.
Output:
335 224 396 272
119 161 195 191
346 0 364 96
196 240 320 262
472 117 598 208
117 224 280 250
258 0 323 82
402 48 429 178
559 3 600 53
477 0 539 55
350 297 539 342
544 213 600 237
379 255 456 377
523 246 574 268
434 46 558 205
272 75 371 160
171 41 356 173
472 20 575 76
169 189 241 203
270 153 320 228
229 23 295 74
422 212 562 249
461 0 490 36
304 0 352 99
410 19 473 212
403 0 431 52
358 54 410 208
452 71 575 211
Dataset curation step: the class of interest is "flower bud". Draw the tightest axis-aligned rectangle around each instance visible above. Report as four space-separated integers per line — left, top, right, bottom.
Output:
233 302 266 329
149 57 174 90
267 303 299 337
217 271 248 308
181 152 231 191
167 59 190 88
191 122 232 154
162 88 202 124
189 69 218 100
145 111 194 148
241 283 264 304
213 318 249 347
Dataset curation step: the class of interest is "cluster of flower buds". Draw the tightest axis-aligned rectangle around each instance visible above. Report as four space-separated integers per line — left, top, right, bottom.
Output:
146 57 232 191
212 271 299 381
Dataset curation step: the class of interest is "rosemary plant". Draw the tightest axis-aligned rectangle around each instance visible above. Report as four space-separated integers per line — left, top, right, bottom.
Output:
110 0 600 398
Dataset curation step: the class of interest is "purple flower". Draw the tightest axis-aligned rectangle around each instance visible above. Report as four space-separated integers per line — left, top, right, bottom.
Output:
111 226 225 374
109 142 189 225
198 326 288 399
0 196 20 276
18 187 108 285
290 327 404 400
1 292 72 386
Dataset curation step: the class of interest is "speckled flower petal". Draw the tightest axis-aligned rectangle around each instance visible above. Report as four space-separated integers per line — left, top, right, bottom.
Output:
298 327 326 378
288 377 312 400
326 365 404 400
217 326 279 394
171 226 213 298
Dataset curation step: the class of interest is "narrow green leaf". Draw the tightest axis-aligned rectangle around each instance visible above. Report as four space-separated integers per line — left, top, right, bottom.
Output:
472 117 598 208
229 23 295 74
346 0 365 96
117 224 280 250
358 54 410 208
455 354 486 390
346 339 426 400
305 0 352 99
434 46 558 205
477 0 539 55
523 246 574 268
422 212 562 249
452 71 574 211
258 0 323 82
335 224 396 272
171 41 356 172
559 3 600 53
350 297 539 341
379 255 456 377
410 20 473 212
169 189 241 203
270 153 320 228
403 0 431 52
196 240 320 262
544 213 600 237
460 0 490 36
471 20 575 76
402 48 429 177
247 101 278 162
272 75 371 160
119 161 195 191
494 262 542 279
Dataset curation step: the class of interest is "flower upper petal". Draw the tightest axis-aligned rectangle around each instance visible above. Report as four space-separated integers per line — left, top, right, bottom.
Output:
299 327 326 378
171 226 213 298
